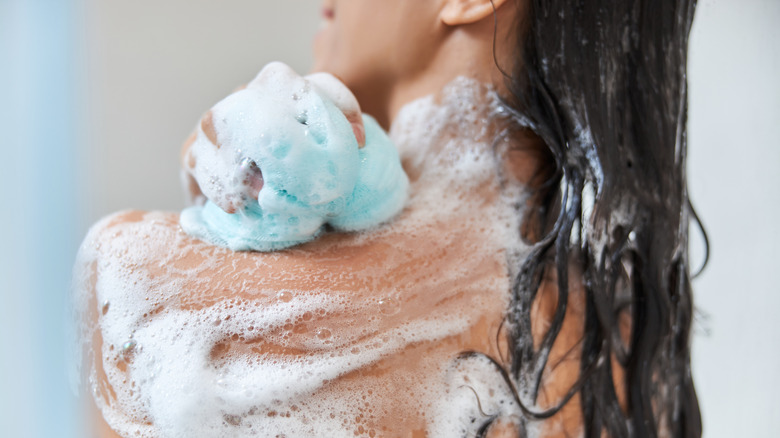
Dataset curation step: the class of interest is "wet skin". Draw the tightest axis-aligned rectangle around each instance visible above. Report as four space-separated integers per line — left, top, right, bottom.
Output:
84 120 589 437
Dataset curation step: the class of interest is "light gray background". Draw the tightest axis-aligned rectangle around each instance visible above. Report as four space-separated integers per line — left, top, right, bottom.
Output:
81 0 779 436
687 0 780 434
81 0 321 222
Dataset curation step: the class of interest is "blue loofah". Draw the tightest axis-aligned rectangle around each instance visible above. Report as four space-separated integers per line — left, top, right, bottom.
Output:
180 63 408 251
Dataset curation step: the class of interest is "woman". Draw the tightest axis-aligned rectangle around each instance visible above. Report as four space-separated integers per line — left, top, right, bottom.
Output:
73 0 702 437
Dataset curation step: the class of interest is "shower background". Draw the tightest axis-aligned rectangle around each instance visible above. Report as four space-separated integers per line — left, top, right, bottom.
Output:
0 0 776 436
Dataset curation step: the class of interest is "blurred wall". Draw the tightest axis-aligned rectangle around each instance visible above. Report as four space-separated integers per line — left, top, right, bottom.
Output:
82 0 320 226
1 1 82 437
688 0 780 435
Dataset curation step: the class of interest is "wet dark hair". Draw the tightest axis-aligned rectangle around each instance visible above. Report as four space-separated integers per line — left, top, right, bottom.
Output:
481 0 704 436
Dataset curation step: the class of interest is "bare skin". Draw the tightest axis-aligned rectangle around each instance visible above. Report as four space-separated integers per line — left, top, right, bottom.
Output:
84 133 584 438
81 0 605 436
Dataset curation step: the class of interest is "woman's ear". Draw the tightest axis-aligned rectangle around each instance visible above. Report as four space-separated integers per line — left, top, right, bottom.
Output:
440 0 510 26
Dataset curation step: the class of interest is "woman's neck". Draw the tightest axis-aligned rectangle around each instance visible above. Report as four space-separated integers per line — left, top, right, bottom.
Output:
388 74 552 229
391 76 502 144
388 76 508 180
357 1 519 130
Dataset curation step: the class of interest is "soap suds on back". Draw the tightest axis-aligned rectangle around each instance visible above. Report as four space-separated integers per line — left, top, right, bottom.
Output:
72 76 532 438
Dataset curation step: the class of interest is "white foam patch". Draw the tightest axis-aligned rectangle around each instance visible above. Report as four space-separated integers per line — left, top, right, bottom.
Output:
428 354 522 437
71 77 533 437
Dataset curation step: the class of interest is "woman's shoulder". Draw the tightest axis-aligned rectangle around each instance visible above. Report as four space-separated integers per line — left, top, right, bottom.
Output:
74 209 409 309
78 209 277 281
78 210 182 266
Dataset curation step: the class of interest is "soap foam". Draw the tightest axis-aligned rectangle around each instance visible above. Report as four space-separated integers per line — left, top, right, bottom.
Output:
72 77 532 438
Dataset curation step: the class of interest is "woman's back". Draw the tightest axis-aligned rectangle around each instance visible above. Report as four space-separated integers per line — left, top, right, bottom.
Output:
74 79 585 437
